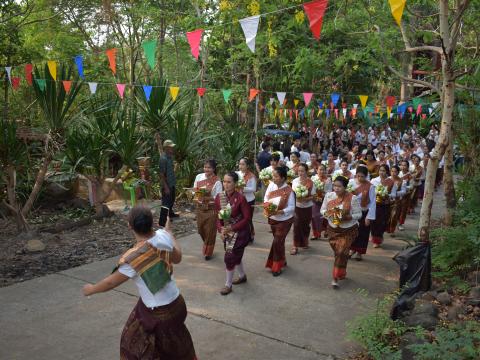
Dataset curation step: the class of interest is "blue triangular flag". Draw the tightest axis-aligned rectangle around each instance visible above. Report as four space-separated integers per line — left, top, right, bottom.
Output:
325 108 330 118
331 93 340 107
143 85 153 101
74 55 84 79
318 100 324 109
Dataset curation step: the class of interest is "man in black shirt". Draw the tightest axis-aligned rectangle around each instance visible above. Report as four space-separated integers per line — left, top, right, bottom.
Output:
256 143 271 172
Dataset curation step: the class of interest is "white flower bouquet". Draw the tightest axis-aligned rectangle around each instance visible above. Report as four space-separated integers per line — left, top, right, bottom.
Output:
294 184 309 199
218 204 232 220
259 168 273 186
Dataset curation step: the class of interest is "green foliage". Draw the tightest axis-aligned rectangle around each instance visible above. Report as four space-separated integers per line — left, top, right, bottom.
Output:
430 178 480 287
408 322 480 360
347 291 408 360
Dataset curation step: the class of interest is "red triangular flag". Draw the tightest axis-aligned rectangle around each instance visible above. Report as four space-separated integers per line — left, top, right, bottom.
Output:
106 48 117 74
25 64 33 85
63 80 72 93
416 104 422 116
186 29 203 60
386 95 396 108
249 88 259 102
196 87 206 97
12 77 20 90
303 0 329 40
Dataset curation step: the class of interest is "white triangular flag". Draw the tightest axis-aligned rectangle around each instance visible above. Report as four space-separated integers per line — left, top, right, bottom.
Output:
239 15 260 53
88 82 98 94
269 97 275 105
342 108 347 118
432 102 440 109
353 103 358 109
428 107 433 115
5 67 12 83
276 92 286 105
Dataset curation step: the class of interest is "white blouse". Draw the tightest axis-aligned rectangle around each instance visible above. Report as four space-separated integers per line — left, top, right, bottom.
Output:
292 177 316 208
193 173 223 199
264 182 295 221
371 176 397 199
118 230 179 308
390 177 407 198
348 179 376 220
311 175 333 193
320 192 362 229
236 171 257 203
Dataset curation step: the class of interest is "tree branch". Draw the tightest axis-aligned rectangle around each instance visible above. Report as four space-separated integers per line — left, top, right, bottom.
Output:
387 65 441 94
402 45 444 55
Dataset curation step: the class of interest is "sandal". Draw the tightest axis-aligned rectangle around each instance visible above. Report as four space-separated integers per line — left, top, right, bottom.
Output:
232 276 247 285
290 247 298 255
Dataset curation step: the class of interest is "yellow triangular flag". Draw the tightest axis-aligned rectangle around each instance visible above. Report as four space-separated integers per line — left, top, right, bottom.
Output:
359 95 368 109
389 0 406 27
294 99 299 107
169 86 180 101
387 106 392 119
47 60 57 80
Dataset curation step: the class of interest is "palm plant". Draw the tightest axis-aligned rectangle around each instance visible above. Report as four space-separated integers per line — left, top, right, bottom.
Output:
63 96 146 216
2 63 82 231
136 77 187 154
166 109 215 190
214 121 253 173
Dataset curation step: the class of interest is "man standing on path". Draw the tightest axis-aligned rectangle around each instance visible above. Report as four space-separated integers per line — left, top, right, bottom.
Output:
256 142 272 173
159 140 178 218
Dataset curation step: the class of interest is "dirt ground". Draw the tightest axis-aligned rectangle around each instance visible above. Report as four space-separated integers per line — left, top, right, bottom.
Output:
0 201 197 288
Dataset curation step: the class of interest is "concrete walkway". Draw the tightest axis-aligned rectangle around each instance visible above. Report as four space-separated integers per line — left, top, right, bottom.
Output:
0 194 444 360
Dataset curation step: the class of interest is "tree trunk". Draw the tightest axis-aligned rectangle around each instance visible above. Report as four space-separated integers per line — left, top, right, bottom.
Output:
417 75 454 241
443 131 456 225
21 155 51 217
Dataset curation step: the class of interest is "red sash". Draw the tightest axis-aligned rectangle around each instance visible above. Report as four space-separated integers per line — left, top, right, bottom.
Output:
242 171 254 184
381 177 394 193
327 192 353 213
196 175 218 191
353 182 371 208
267 186 292 211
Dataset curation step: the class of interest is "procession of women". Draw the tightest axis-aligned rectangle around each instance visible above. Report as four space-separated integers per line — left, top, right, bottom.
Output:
188 122 441 292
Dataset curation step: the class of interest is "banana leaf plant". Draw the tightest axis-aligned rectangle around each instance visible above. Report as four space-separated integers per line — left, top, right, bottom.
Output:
2 63 82 231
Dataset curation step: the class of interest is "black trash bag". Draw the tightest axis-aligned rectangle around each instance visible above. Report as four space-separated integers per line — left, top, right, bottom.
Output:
391 242 431 320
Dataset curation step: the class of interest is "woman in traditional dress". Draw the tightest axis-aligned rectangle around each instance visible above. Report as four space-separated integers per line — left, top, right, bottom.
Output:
398 160 413 231
308 152 320 176
321 176 362 288
291 163 316 255
365 150 380 178
264 166 295 276
237 157 257 242
324 151 338 175
348 166 376 261
193 159 223 260
82 206 196 360
387 165 406 235
409 154 424 212
287 151 301 175
215 172 252 296
333 159 353 180
370 164 396 248
311 164 332 240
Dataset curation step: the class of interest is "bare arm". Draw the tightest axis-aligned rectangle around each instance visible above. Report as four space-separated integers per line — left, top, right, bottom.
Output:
164 218 182 264
82 271 129 296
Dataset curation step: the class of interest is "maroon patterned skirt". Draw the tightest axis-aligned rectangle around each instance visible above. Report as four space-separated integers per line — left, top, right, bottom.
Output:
120 294 196 360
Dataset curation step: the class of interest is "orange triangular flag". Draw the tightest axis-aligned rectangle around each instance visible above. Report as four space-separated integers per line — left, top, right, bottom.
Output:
105 48 117 74
249 88 259 102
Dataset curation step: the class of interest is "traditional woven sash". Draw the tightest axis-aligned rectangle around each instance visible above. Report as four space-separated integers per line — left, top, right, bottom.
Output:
118 242 172 294
366 161 379 175
218 192 239 253
267 186 292 211
353 182 371 208
242 171 254 184
381 177 394 193
196 175 218 191
342 170 352 179
327 161 336 174
327 192 353 212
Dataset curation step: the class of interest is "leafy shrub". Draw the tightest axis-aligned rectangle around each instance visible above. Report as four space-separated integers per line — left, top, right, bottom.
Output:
347 292 408 360
409 321 480 360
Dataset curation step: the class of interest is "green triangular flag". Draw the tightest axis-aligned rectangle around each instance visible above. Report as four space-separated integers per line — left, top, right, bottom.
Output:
412 97 422 109
222 89 232 103
35 79 46 91
142 40 157 70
